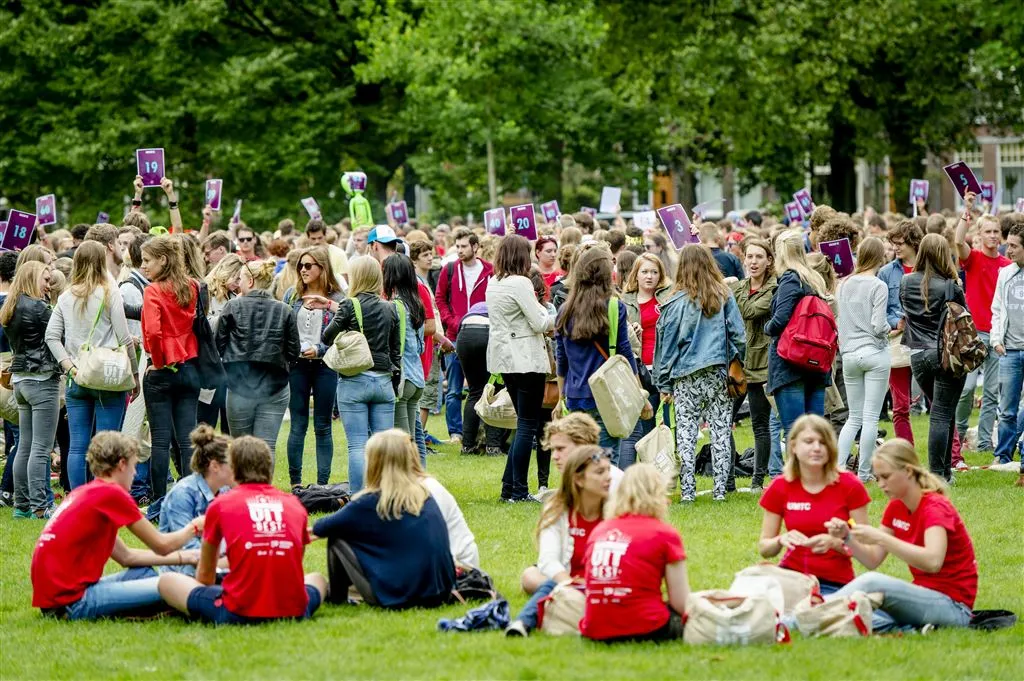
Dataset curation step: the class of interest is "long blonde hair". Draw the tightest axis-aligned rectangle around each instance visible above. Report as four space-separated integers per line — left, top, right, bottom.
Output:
142 236 194 307
347 255 383 298
537 445 607 539
0 262 49 326
607 463 667 521
872 438 947 495
355 429 429 521
783 414 840 484
672 244 730 316
69 241 111 313
623 253 668 294
775 230 827 295
206 254 244 303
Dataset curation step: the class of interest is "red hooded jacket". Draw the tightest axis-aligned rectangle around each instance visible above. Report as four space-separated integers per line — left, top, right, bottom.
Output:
434 258 493 339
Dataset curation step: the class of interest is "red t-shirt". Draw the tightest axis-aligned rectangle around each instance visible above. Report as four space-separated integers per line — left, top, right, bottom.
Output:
759 471 870 585
31 480 143 608
638 297 661 366
542 270 564 289
417 281 435 376
902 264 914 275
204 483 311 619
579 514 686 640
568 511 602 578
881 492 977 608
960 249 1010 332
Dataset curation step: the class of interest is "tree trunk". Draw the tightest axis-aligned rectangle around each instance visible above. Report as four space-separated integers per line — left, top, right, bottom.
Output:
827 117 857 213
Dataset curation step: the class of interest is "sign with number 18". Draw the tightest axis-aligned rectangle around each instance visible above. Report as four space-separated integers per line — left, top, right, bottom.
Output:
2 210 36 251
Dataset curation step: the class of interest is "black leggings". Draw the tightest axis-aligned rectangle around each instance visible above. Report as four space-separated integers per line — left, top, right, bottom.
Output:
732 382 772 486
456 325 505 450
592 610 684 643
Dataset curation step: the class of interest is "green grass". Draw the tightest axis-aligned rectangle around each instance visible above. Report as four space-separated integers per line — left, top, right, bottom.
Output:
1 413 1022 680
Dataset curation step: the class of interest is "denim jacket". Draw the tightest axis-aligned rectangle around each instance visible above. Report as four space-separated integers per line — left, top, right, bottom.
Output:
653 289 746 393
877 258 907 330
158 473 224 574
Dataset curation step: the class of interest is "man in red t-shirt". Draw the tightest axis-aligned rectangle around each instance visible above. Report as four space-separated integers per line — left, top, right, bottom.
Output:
953 192 1009 452
31 432 203 620
158 437 326 624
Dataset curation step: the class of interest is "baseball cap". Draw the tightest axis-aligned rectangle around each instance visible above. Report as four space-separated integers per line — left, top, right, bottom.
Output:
367 225 399 244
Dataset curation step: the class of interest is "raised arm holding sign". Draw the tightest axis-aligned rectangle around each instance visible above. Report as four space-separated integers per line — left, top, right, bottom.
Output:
206 180 223 211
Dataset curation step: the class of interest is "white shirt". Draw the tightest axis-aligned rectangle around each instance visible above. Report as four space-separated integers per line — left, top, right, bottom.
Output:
462 259 484 307
422 477 480 568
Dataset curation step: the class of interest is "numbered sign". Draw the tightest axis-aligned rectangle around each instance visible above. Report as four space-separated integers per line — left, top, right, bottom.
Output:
206 180 223 211
232 199 243 224
656 204 697 250
599 187 621 214
35 194 57 227
387 200 409 225
785 202 803 222
301 197 321 220
509 204 538 240
136 148 165 188
942 162 982 199
692 199 725 221
909 179 929 204
484 208 507 236
792 188 815 217
633 211 657 229
819 238 855 278
1 210 36 251
343 171 367 192
540 200 560 223
0 221 6 241
1016 198 1024 213
979 182 996 203
96 211 110 224
580 206 597 218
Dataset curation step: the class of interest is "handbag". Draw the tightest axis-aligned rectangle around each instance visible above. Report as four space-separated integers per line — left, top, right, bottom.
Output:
730 564 819 615
588 298 648 438
537 581 585 636
683 590 787 646
474 375 518 429
888 332 911 369
542 338 560 408
324 297 374 377
794 590 878 637
74 297 136 392
193 283 226 390
635 407 679 491
724 312 747 399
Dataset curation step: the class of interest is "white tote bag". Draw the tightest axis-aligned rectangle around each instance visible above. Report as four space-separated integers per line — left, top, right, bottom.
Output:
74 298 135 392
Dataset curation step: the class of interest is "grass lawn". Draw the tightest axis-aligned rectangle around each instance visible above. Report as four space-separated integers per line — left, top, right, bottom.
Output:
1 412 1022 680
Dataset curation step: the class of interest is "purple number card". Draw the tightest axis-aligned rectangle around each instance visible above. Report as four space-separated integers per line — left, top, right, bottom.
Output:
343 172 367 192
2 210 36 251
301 197 321 219
0 221 6 241
484 208 507 236
96 211 110 224
509 204 538 240
819 238 855 278
232 199 243 224
540 200 560 223
136 148 165 188
206 180 223 211
942 162 982 199
35 194 57 227
1016 198 1024 213
785 202 803 222
909 179 929 204
581 206 597 217
979 182 995 203
656 204 697 250
388 201 409 225
793 188 815 217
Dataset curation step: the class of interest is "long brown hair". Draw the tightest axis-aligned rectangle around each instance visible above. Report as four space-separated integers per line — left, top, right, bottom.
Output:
494 234 532 279
914 233 959 312
673 244 730 316
742 237 775 281
142 236 194 307
69 241 111 313
0 261 48 326
537 445 607 538
853 236 887 275
294 246 341 299
556 246 615 340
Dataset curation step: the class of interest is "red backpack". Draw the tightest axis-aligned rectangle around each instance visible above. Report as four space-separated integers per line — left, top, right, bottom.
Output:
777 295 838 373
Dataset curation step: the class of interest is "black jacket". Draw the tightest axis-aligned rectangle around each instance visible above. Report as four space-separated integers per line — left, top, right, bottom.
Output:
323 293 401 375
900 273 965 350
4 295 59 376
215 290 301 370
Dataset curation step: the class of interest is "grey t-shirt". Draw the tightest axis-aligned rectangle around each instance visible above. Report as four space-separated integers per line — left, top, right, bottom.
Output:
1005 269 1024 350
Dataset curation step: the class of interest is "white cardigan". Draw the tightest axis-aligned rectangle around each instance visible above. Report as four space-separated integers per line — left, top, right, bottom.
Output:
423 477 480 569
990 262 1022 349
485 275 554 375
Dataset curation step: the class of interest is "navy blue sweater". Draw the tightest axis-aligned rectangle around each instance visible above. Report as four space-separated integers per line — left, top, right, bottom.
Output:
312 493 455 608
763 270 832 395
555 298 637 410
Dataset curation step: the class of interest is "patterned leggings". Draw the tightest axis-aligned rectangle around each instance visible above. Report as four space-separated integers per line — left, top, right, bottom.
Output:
673 366 733 500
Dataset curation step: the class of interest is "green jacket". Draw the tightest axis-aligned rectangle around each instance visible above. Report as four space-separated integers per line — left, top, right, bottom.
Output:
620 286 674 325
730 275 777 384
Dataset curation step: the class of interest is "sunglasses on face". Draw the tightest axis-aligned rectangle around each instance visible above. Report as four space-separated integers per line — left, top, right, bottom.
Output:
238 237 254 243
298 262 320 272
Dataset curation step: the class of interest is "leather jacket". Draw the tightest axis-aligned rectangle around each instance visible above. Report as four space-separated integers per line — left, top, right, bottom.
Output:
214 290 301 370
323 293 401 374
899 272 966 350
4 295 60 376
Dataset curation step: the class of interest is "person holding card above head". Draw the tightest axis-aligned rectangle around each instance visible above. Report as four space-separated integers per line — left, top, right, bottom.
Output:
45 242 139 490
158 436 327 624
952 192 1009 457
836 238 891 482
826 439 977 633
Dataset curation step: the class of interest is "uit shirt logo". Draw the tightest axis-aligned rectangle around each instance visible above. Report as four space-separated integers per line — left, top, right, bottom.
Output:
247 497 285 534
589 529 631 581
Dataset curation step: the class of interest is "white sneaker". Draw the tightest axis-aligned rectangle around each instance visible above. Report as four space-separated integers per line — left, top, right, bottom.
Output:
504 620 528 638
954 461 969 472
448 434 462 445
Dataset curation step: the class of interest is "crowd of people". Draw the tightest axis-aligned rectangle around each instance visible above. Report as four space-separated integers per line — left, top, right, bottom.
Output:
0 174 1021 638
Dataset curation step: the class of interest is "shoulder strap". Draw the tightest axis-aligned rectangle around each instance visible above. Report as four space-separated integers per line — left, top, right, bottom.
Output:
84 295 106 347
394 299 406 355
607 297 618 358
351 296 364 332
444 262 456 304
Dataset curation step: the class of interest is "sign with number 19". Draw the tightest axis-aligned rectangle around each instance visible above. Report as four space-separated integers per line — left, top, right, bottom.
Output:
136 148 165 188
509 204 537 240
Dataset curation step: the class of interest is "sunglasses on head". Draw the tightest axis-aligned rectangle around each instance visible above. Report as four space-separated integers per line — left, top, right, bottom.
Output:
298 262 320 271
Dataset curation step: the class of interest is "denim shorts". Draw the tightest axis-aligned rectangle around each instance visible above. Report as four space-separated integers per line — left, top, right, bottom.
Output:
186 585 321 625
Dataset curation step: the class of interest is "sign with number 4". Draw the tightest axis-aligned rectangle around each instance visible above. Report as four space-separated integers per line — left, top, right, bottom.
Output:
2 210 36 251
819 238 854 278
509 204 537 240
35 195 57 227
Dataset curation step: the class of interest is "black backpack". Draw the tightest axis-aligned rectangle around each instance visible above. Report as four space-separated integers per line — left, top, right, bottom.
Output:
292 483 351 515
450 565 499 603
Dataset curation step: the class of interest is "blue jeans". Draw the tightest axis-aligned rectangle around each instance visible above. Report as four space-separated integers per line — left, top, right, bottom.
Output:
832 571 972 633
500 372 546 501
226 384 290 474
618 390 662 469
62 567 160 621
414 413 427 468
775 380 826 436
337 372 396 492
583 408 621 452
513 579 559 631
187 584 321 624
444 354 464 437
0 420 19 498
13 377 61 512
287 359 338 486
66 381 128 489
955 331 999 450
769 409 784 477
995 349 1024 463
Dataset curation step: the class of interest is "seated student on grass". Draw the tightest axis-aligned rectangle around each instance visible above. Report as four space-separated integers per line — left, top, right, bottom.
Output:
826 439 977 633
312 429 456 609
542 412 624 491
580 463 689 642
158 425 235 576
507 446 611 636
158 436 326 624
31 432 202 621
757 414 871 595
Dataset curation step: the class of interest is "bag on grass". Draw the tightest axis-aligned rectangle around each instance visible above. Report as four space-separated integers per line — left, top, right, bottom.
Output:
969 609 1018 631
636 408 679 492
324 297 374 377
794 590 877 637
683 590 786 646
474 375 518 429
0 384 18 424
292 483 351 514
731 564 819 615
588 298 647 438
450 565 499 603
537 581 585 637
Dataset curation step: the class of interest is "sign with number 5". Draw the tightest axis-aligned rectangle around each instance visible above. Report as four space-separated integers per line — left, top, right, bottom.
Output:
2 210 36 251
509 204 537 240
942 162 982 199
136 148 165 188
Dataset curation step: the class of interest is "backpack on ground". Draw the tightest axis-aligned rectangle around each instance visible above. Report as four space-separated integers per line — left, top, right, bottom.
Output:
588 298 648 438
324 297 374 376
939 280 987 378
292 482 351 514
450 565 499 603
777 294 838 373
